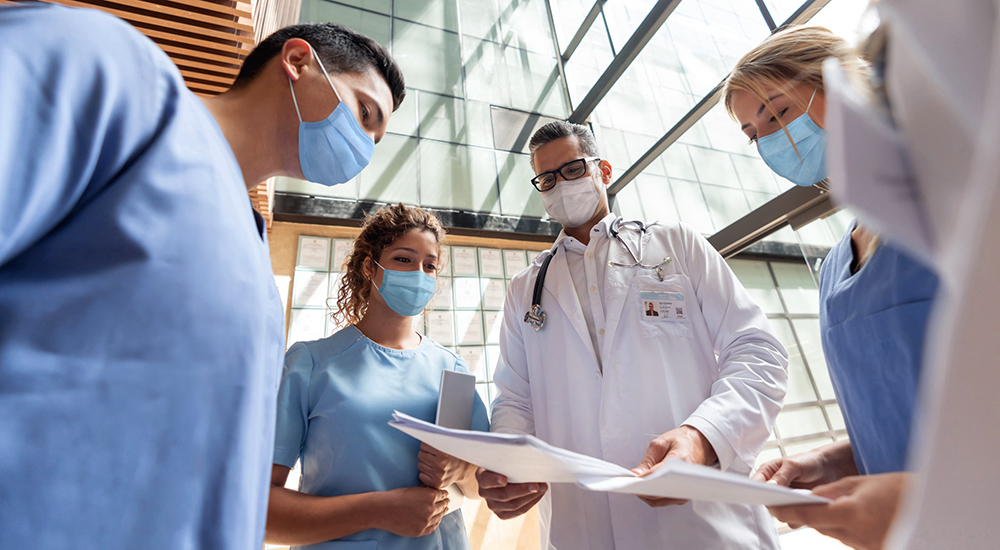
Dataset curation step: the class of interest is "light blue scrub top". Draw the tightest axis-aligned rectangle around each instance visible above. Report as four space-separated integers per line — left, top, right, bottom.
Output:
0 5 285 549
819 221 939 474
275 326 490 550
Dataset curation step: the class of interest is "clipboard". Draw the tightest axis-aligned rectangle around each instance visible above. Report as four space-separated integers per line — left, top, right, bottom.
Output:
435 370 476 513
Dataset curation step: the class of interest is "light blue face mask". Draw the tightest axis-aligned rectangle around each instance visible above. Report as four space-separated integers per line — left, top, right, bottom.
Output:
756 88 828 186
372 260 437 317
288 45 375 186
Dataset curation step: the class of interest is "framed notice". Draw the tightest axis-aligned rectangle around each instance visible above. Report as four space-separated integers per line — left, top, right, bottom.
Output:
451 246 478 276
332 239 354 272
297 236 330 271
455 311 484 345
503 250 527 276
426 311 455 346
481 278 506 310
478 248 504 278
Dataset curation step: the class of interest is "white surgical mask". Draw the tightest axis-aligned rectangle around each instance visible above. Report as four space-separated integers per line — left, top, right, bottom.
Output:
542 169 604 228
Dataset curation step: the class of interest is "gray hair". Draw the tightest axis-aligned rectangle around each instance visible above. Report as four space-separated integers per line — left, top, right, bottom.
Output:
528 121 600 171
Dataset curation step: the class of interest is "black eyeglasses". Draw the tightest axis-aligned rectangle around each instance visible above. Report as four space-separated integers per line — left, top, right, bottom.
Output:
531 157 601 192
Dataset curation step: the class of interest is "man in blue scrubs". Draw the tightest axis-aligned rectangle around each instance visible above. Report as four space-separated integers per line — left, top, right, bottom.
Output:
0 4 404 548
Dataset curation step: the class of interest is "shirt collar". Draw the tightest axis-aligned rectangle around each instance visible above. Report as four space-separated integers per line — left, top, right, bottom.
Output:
554 212 619 250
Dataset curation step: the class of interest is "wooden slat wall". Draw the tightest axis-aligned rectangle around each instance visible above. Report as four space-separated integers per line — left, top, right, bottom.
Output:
5 0 303 229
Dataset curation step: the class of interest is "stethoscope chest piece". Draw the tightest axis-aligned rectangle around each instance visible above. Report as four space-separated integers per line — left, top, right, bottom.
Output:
524 304 546 332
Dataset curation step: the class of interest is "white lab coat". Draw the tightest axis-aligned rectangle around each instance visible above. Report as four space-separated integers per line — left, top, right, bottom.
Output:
491 218 788 550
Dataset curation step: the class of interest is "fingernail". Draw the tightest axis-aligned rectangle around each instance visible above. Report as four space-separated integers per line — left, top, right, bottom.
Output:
529 484 539 493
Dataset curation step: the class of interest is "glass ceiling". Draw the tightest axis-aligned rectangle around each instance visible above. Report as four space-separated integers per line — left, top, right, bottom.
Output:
279 0 877 250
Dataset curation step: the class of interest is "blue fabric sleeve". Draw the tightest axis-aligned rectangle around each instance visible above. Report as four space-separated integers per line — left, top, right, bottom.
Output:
0 4 161 267
452 356 490 433
274 342 315 468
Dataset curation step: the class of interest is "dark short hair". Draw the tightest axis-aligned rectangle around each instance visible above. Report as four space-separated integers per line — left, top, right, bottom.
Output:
232 23 406 111
528 121 600 171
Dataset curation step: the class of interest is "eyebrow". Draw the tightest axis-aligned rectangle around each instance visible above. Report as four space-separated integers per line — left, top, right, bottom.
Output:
391 247 437 260
756 93 784 117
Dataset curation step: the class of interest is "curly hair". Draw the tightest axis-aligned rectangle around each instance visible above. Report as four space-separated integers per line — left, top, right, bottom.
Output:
331 204 446 327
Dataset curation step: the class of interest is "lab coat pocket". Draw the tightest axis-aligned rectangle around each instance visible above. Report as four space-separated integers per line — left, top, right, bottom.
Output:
635 278 693 339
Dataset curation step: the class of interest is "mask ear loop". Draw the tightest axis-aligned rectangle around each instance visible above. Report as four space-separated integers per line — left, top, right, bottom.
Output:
287 77 303 123
805 87 818 115
286 42 343 123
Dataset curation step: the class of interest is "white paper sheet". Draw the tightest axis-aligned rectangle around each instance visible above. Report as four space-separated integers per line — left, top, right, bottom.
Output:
451 247 478 276
389 412 829 506
297 236 330 270
479 248 504 277
503 249 527 276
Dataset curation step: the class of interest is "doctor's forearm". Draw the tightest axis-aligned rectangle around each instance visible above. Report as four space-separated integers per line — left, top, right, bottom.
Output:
265 486 382 545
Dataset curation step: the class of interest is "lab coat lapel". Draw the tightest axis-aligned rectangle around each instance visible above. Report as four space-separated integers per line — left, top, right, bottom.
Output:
544 245 598 361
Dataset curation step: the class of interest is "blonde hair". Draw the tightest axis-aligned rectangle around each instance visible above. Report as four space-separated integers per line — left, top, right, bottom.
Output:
723 27 865 150
331 204 446 326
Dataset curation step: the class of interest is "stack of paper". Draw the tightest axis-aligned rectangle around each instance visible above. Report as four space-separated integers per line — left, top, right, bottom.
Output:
390 411 828 506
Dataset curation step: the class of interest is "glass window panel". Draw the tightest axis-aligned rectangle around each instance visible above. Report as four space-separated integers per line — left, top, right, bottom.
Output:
459 346 488 380
592 126 631 178
418 92 494 148
360 134 419 203
426 310 456 345
613 180 643 220
688 146 741 188
775 407 829 439
439 151 503 213
454 277 482 309
490 108 561 154
504 48 568 117
745 190 778 211
386 87 418 136
633 174 680 224
730 154 782 193
485 346 501 380
782 437 836 457
496 152 547 218
768 318 819 406
393 20 463 96
396 0 459 31
292 270 330 308
463 36 511 106
727 259 783 315
770 261 820 315
325 0 390 15
825 209 855 241
288 308 331 346
275 175 358 200
459 0 502 41
660 144 698 181
419 141 500 213
791 318 837 400
563 12 614 101
549 0 596 48
826 404 847 432
429 276 454 309
483 310 504 344
498 0 556 55
670 179 714 234
300 0 390 46
456 311 485 345
702 185 750 230
602 0 657 52
801 0 879 45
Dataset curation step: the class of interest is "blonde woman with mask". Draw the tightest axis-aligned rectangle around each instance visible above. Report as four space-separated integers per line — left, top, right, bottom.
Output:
724 26 939 550
266 204 489 550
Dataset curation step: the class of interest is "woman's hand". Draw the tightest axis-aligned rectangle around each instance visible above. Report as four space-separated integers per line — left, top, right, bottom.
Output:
417 443 476 489
377 486 450 538
753 439 858 489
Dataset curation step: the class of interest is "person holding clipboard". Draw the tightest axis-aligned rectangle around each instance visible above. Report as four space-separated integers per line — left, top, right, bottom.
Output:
267 204 489 550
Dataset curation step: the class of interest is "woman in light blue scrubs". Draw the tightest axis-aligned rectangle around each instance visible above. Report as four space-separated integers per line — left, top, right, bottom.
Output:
722 26 939 548
267 204 489 550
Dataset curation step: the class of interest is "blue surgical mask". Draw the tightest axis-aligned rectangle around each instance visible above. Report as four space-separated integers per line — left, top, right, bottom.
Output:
756 89 828 186
288 45 374 186
371 260 437 317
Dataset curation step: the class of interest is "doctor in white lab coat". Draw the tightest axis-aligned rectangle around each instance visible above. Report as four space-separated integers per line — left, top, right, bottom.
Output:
477 121 789 550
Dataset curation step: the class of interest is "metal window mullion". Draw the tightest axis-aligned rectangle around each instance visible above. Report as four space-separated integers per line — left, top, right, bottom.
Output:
754 0 777 31
543 0 574 112
561 0 606 62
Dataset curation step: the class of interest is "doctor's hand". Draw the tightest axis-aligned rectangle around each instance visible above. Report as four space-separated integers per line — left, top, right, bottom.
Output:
378 486 450 538
476 469 548 520
768 472 909 550
631 425 718 507
753 439 858 489
418 443 476 489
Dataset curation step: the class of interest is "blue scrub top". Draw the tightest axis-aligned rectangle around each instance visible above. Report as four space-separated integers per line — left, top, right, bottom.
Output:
275 326 490 550
819 221 939 474
0 5 285 549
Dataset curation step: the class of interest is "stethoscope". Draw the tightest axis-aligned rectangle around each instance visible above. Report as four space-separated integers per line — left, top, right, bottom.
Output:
524 217 672 332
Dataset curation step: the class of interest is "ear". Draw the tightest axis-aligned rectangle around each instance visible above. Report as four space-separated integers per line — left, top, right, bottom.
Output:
281 38 314 82
598 160 613 186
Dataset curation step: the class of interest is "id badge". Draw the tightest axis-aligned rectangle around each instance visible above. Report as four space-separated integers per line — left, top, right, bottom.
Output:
639 287 686 322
